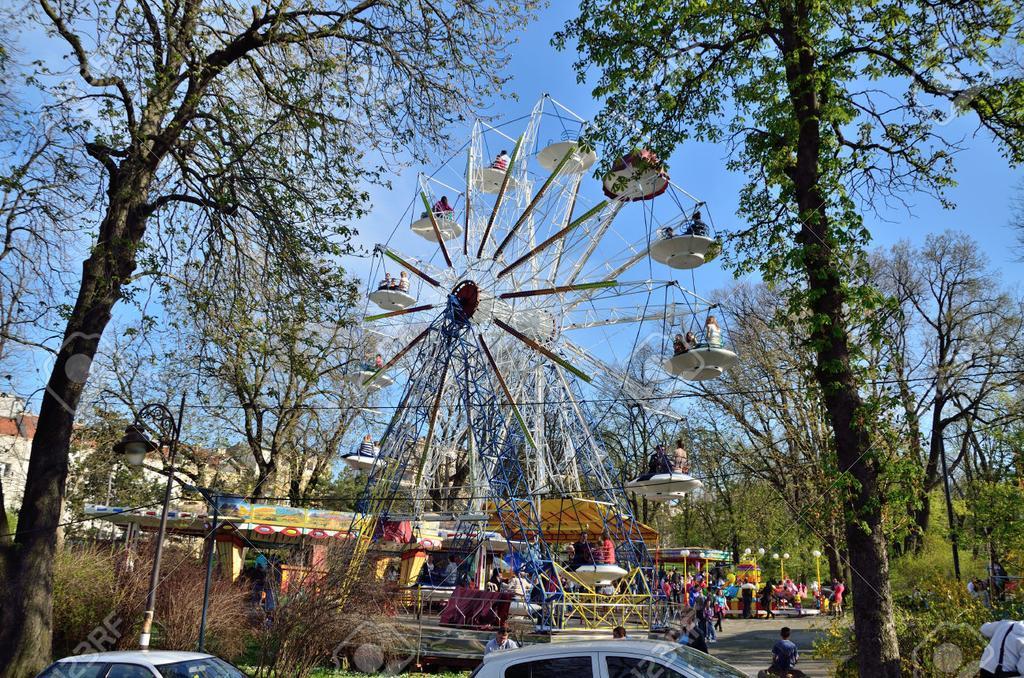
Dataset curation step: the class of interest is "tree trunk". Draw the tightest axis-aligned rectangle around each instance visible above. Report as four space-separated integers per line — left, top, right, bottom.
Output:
0 170 153 676
780 3 900 674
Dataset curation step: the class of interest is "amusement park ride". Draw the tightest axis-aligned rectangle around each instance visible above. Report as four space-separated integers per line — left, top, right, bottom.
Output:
87 96 742 663
333 96 740 651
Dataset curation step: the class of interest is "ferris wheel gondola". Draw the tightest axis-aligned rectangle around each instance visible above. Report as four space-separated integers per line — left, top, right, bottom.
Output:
626 472 703 500
664 346 738 381
602 149 669 201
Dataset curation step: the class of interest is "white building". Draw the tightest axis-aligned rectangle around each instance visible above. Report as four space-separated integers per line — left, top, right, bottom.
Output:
0 394 36 512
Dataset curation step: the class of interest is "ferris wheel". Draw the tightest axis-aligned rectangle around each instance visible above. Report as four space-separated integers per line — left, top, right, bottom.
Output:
343 96 738 594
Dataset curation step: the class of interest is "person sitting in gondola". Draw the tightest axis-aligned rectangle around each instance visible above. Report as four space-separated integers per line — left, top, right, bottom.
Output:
685 210 709 237
379 273 393 290
374 353 384 369
685 330 698 348
397 270 410 292
598 529 616 565
660 225 675 240
356 434 375 457
492 149 511 171
570 531 595 570
433 195 454 218
705 316 723 348
673 439 689 473
646 444 673 477
673 333 688 355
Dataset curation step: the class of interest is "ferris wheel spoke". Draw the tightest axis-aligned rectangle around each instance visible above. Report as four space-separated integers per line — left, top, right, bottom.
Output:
364 304 437 322
464 140 473 257
419 192 453 267
478 133 525 259
493 318 591 383
493 146 578 260
498 280 618 300
478 334 537 449
562 201 626 285
361 325 432 386
380 247 442 287
497 198 608 280
414 361 450 484
561 248 652 315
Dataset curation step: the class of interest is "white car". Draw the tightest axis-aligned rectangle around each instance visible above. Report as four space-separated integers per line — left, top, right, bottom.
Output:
37 651 248 677
470 639 747 678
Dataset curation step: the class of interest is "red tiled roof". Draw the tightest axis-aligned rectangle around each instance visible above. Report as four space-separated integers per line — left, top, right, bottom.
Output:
0 415 38 439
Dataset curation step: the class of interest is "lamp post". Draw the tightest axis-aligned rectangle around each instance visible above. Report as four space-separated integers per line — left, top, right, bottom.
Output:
812 550 822 589
782 553 790 581
757 548 765 584
681 549 690 579
114 395 186 651
772 553 779 581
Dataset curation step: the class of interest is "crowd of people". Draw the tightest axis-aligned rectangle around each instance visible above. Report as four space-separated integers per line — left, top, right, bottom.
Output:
672 316 723 355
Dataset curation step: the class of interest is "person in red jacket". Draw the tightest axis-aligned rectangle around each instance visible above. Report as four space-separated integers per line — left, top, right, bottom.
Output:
599 529 616 565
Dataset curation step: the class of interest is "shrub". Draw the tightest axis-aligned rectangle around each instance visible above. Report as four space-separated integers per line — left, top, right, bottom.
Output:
52 542 251 661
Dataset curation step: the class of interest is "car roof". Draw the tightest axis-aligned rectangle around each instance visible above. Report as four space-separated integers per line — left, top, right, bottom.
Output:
483 639 677 662
57 651 214 666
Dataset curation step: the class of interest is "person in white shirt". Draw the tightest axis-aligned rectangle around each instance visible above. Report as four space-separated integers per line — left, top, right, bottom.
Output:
484 627 519 654
980 619 1024 677
503 571 532 599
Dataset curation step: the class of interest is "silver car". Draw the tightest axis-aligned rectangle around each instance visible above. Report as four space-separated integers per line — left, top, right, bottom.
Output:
470 639 747 678
36 651 248 677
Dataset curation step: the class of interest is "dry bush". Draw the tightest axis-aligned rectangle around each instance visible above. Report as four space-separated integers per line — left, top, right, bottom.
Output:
148 548 251 660
53 541 251 661
252 544 402 678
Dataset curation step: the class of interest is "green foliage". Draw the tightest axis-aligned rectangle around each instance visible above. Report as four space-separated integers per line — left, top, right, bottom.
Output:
817 576 1024 677
963 481 1024 561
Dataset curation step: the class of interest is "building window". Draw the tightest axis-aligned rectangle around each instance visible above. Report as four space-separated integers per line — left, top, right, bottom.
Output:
0 462 10 477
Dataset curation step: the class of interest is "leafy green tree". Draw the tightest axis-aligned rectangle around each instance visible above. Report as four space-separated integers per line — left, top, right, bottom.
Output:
0 0 537 674
556 2 1024 674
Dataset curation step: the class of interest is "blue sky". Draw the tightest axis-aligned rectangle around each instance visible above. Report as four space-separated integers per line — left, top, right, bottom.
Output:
349 2 1024 296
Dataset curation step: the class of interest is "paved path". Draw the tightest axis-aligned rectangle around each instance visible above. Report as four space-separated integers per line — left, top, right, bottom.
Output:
703 616 838 677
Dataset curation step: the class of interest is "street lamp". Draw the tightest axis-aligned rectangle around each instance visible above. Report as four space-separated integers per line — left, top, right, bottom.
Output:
782 553 790 580
114 396 186 652
681 549 691 579
812 550 822 588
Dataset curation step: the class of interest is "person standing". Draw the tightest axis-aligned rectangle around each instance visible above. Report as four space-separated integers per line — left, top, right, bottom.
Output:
704 316 723 347
485 627 519 654
613 626 627 639
979 619 1024 677
832 579 845 618
741 579 755 619
760 581 776 620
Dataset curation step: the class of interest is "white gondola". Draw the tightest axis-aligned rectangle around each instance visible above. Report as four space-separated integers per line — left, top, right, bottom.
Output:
602 150 669 201
368 288 416 311
649 234 715 270
572 564 629 587
626 473 703 501
537 141 597 174
411 215 463 243
473 167 519 194
664 347 738 381
345 369 395 392
342 453 377 471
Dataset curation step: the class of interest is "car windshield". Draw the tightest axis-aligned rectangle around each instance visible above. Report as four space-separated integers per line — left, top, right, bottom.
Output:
156 658 249 678
671 646 748 677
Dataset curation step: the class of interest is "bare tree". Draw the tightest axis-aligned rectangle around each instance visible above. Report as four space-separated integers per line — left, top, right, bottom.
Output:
875 231 1024 556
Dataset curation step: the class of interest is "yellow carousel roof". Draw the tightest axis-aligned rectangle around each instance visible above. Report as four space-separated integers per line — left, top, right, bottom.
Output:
485 497 658 544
